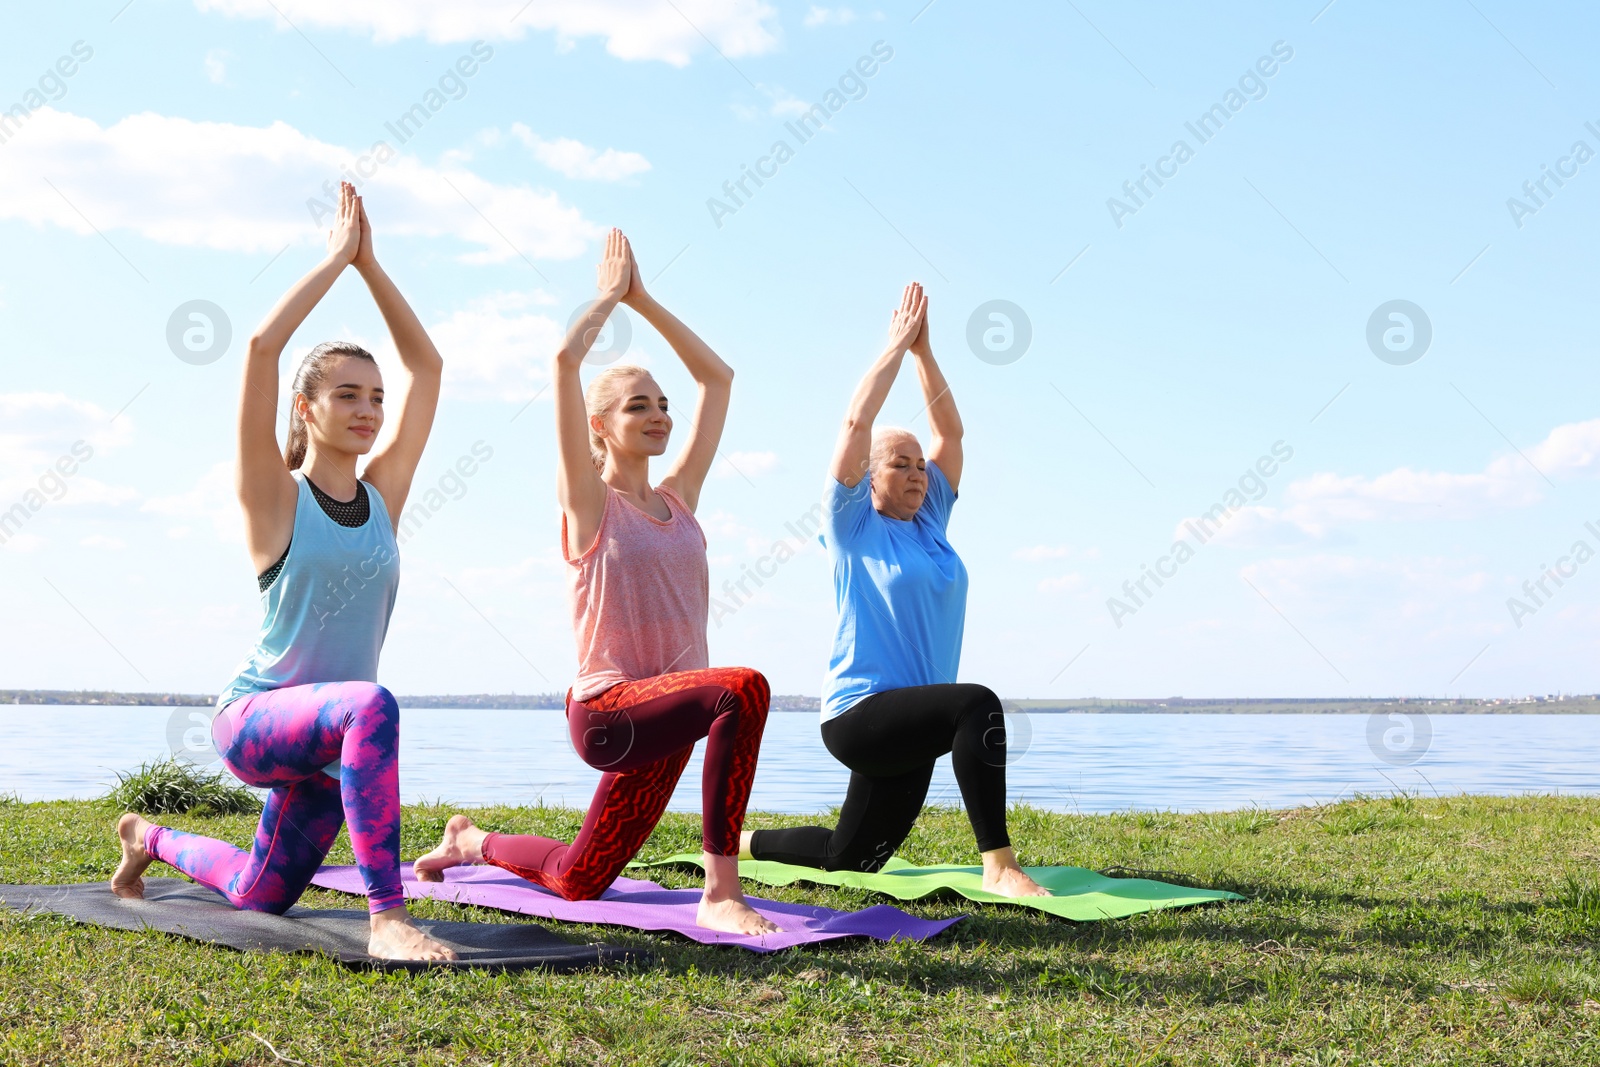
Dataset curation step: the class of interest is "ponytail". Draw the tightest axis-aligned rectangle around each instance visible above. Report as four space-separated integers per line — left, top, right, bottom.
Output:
285 342 376 470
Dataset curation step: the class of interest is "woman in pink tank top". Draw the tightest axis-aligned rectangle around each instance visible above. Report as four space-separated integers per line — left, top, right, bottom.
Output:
416 230 777 935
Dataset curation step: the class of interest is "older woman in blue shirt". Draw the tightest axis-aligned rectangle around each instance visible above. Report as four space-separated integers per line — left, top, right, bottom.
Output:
742 283 1046 897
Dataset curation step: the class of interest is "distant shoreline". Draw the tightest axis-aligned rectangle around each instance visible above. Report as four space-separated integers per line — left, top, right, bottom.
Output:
3 690 1598 714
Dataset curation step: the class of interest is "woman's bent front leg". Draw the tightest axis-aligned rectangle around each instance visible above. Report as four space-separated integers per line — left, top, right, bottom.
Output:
144 773 344 913
143 681 407 914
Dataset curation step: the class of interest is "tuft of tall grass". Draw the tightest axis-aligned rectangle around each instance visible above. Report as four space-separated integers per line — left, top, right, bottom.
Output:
1503 969 1584 1005
1556 874 1600 924
102 758 261 816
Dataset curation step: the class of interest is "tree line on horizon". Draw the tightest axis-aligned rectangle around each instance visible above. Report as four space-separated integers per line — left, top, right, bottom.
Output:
4 690 1596 713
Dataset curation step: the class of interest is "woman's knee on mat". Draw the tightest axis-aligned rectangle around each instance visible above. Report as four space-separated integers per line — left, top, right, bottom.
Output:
241 896 295 916
831 834 899 873
803 824 902 873
752 826 879 872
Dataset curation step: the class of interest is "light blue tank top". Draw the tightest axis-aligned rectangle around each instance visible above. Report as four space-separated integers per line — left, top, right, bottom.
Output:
216 473 401 712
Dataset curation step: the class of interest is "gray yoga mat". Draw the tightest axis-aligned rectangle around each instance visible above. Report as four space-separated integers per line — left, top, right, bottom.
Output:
0 878 644 973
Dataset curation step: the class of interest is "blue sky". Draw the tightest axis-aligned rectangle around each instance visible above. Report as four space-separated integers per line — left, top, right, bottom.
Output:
3 0 1599 700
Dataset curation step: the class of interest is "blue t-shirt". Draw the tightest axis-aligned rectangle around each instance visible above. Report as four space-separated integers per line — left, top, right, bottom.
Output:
820 460 969 722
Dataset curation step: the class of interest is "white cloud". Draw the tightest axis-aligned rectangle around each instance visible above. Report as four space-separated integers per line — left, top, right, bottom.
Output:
1179 418 1600 546
766 87 813 119
1013 544 1070 562
0 393 132 455
698 510 756 540
204 49 230 84
1173 503 1325 549
1522 417 1600 476
80 535 126 550
142 461 243 544
457 548 567 587
0 393 136 508
509 124 650 182
1038 573 1085 593
1240 554 1493 629
428 290 563 402
0 108 601 262
700 509 821 563
193 0 781 66
803 6 858 26
716 451 779 479
743 83 836 121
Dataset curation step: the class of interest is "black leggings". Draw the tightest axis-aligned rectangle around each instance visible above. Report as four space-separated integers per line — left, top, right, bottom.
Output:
748 683 1011 872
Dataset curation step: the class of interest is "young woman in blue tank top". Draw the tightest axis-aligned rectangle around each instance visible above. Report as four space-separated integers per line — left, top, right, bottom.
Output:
111 183 458 961
743 283 1048 897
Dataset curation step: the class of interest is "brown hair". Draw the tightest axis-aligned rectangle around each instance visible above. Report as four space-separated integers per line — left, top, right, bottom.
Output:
583 363 653 473
285 342 378 470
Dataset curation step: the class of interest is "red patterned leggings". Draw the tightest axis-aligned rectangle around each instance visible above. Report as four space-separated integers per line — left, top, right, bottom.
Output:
481 667 769 901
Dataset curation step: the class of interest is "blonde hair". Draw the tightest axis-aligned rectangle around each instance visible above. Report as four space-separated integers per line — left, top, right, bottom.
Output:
285 342 377 470
584 364 654 472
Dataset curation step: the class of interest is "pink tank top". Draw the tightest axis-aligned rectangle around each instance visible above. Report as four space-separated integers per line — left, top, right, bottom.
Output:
565 483 710 701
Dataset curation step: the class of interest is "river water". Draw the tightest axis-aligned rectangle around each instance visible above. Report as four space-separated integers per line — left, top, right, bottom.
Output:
1 706 1593 814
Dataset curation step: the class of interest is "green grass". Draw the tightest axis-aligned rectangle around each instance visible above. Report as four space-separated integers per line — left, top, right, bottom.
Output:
102 758 261 817
1 794 1597 1065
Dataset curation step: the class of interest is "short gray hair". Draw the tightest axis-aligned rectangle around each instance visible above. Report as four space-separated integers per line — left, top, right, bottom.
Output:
870 426 920 471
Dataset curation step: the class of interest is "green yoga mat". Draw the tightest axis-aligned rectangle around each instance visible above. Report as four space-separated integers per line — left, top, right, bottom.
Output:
630 856 1243 921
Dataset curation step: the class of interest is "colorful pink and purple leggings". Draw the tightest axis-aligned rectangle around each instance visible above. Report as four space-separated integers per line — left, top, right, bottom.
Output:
143 681 406 915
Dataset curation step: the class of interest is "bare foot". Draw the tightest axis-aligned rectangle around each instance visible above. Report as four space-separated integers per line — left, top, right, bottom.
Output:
111 813 154 900
982 865 1050 898
738 830 755 861
697 893 780 936
367 908 458 962
699 851 778 934
981 846 1051 898
413 814 487 883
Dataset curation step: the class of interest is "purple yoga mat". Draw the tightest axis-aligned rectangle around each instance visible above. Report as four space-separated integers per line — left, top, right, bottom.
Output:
311 864 961 953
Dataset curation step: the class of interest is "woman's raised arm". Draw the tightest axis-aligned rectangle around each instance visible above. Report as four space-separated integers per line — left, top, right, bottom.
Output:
353 198 443 524
555 228 631 556
829 282 926 489
237 181 362 574
908 299 963 492
635 252 734 514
